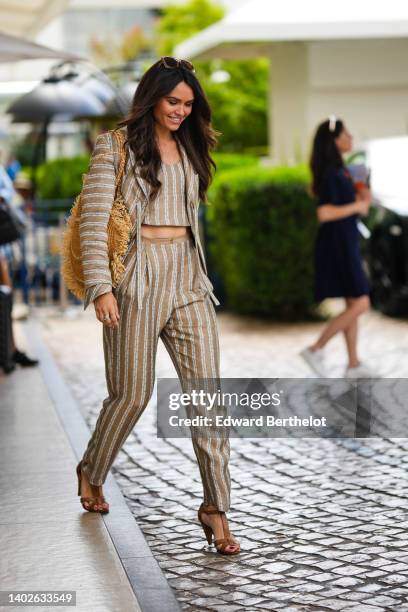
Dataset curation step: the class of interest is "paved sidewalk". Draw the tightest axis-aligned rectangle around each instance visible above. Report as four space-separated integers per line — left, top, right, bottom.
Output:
0 319 180 612
19 304 408 611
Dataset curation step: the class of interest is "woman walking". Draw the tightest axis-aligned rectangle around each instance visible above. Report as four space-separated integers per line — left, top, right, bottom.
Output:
300 117 372 378
76 57 240 555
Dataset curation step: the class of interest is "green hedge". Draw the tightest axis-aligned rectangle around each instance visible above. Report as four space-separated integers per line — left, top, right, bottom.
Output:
206 165 318 319
212 152 260 174
35 156 90 200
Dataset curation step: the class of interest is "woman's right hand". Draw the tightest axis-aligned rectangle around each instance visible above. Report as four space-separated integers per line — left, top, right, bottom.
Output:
355 190 371 216
94 292 120 328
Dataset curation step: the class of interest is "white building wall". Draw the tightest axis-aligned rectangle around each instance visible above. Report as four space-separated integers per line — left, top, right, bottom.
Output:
267 38 408 163
309 39 408 89
307 38 408 155
269 43 309 164
308 88 408 148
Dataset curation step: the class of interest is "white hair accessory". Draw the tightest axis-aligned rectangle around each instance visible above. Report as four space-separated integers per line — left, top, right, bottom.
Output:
328 115 337 132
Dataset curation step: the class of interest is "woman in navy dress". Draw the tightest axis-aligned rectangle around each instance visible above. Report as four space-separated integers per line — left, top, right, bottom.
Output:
300 117 372 378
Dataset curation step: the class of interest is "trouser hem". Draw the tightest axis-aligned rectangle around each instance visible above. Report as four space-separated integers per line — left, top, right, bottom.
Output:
80 459 105 487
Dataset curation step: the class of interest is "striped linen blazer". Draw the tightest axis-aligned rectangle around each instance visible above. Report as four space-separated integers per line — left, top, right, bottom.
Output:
79 127 220 311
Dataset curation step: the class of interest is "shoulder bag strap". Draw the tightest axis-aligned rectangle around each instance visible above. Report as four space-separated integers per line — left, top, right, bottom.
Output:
112 129 127 194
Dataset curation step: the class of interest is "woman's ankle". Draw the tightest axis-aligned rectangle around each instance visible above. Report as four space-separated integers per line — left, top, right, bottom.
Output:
310 344 323 352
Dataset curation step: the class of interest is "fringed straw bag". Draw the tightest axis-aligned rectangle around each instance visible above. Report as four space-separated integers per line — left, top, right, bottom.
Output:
61 129 132 301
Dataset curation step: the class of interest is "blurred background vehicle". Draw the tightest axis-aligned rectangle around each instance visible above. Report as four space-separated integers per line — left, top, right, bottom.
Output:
360 137 408 317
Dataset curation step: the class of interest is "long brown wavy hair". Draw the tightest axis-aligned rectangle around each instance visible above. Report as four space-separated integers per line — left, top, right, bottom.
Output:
118 58 219 203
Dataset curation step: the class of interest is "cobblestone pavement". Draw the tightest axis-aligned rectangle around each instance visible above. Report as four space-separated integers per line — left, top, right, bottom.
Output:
27 302 408 612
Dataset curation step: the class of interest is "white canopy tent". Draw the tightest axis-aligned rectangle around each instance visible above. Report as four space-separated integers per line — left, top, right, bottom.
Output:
0 31 82 62
0 0 70 38
176 0 408 59
0 0 80 93
175 0 408 163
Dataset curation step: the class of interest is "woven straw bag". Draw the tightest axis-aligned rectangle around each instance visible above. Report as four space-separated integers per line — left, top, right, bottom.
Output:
61 129 132 301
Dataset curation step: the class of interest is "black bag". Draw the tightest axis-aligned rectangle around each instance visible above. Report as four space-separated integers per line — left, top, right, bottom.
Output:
0 201 28 246
0 287 13 371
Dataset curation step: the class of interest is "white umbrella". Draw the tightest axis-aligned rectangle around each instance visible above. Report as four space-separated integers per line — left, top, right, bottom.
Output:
0 31 83 63
7 77 105 122
105 81 139 116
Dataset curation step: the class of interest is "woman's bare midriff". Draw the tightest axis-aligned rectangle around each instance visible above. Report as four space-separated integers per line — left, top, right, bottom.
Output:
141 224 189 238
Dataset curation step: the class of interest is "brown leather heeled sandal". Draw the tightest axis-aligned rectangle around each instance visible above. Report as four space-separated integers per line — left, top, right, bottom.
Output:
198 503 240 555
76 461 109 514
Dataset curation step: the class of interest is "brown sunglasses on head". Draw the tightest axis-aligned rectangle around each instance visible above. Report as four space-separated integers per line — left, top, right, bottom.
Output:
159 56 195 73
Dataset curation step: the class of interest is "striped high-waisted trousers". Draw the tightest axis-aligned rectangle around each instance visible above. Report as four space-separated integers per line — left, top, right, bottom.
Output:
80 229 231 511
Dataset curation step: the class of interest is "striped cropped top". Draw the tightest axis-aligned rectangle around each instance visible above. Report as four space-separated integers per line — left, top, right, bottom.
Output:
142 159 190 226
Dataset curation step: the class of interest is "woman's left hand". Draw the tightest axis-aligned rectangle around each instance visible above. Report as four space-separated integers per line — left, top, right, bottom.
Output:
357 186 372 203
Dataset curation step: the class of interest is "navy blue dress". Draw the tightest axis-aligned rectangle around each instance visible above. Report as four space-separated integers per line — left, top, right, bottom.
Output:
314 166 370 302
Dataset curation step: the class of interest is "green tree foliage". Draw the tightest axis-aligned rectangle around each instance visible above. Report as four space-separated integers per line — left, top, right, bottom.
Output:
155 0 224 56
90 25 152 67
203 58 269 153
155 0 268 152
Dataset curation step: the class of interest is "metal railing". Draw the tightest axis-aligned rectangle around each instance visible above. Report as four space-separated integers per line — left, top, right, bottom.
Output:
8 199 78 307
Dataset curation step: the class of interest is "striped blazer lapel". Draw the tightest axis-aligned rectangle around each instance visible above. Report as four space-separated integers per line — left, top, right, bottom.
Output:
179 143 198 206
127 145 151 205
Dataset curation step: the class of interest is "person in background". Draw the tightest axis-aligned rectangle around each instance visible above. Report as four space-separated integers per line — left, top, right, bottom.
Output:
0 162 14 205
5 154 22 182
300 117 372 378
0 164 38 373
14 174 34 215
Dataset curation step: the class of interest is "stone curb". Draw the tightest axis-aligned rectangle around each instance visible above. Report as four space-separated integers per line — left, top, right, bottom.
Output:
26 318 181 612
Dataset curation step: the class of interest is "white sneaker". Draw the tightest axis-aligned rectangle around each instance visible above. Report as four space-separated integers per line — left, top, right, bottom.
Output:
300 347 327 377
344 362 375 378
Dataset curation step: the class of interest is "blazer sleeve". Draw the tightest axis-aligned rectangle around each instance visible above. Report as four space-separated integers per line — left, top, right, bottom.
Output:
79 131 116 311
83 283 112 311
